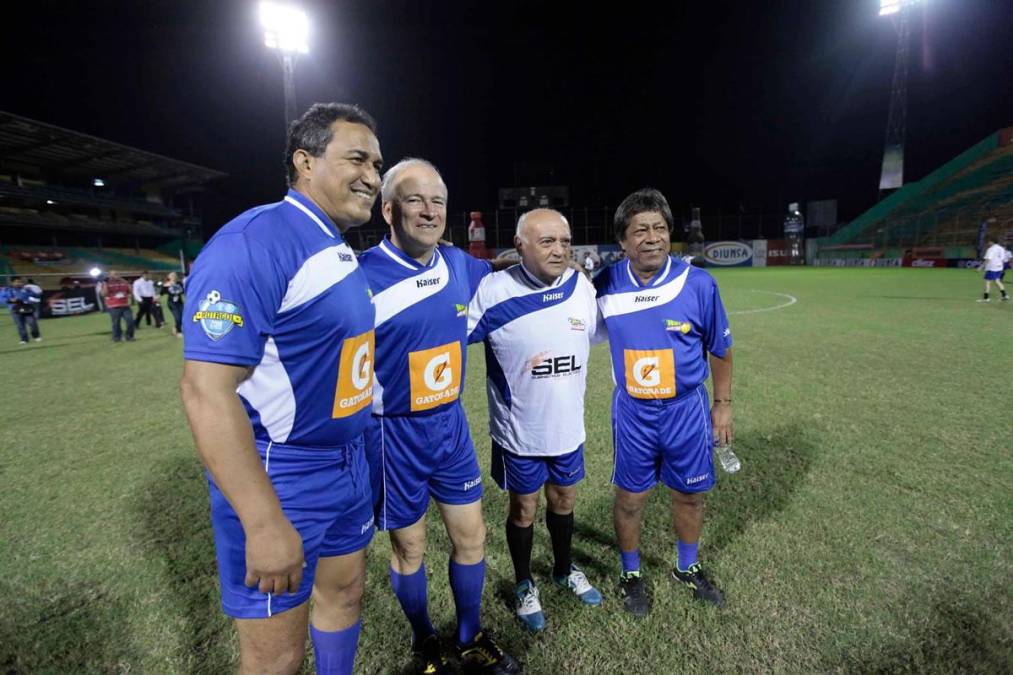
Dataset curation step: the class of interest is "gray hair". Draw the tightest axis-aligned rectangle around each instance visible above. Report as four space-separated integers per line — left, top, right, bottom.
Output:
380 157 447 203
516 209 569 242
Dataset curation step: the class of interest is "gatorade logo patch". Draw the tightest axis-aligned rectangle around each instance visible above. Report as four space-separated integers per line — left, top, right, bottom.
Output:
409 341 462 412
623 348 675 399
332 331 374 418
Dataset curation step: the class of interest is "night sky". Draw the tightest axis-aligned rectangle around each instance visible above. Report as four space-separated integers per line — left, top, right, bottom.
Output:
3 0 1012 234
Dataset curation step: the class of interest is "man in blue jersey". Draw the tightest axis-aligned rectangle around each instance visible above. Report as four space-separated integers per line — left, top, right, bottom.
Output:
467 209 603 632
180 103 383 675
358 158 520 674
595 188 733 617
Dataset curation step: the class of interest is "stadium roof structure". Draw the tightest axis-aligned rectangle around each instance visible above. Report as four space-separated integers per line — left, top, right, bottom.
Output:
0 111 226 191
831 126 1013 247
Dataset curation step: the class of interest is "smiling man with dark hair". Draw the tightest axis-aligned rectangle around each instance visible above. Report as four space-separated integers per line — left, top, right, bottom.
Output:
595 188 734 617
180 102 383 675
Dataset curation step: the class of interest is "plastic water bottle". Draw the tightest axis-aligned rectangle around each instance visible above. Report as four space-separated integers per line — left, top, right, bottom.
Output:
715 444 741 474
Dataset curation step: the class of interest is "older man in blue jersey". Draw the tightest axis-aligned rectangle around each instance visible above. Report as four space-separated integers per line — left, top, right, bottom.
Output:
180 103 383 675
595 188 733 617
467 208 603 633
358 158 520 674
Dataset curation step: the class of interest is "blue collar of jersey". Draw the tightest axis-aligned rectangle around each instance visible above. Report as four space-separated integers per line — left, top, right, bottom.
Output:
625 255 675 287
518 262 567 289
283 189 343 239
379 235 442 270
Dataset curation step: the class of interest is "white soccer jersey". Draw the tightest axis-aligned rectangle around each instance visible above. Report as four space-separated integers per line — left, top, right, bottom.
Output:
984 244 1006 272
467 265 598 457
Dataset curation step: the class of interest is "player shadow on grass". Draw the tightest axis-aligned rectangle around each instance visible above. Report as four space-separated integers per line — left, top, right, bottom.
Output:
571 424 816 571
829 595 1010 673
134 455 236 674
0 581 133 673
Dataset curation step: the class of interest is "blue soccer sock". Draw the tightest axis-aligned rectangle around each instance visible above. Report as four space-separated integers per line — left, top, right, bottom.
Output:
389 564 435 643
449 558 485 646
677 540 699 572
620 548 641 575
310 620 361 675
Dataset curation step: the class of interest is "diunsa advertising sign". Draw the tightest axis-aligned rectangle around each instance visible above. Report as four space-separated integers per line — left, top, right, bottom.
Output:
703 241 753 267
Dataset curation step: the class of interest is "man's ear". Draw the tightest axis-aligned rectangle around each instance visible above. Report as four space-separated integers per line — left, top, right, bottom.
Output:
382 200 394 226
292 149 314 182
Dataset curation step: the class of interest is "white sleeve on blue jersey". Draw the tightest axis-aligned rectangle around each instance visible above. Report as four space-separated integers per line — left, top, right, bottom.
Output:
182 233 287 367
466 271 494 343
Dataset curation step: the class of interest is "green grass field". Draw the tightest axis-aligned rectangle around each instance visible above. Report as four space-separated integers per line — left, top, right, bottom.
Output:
1 268 1010 674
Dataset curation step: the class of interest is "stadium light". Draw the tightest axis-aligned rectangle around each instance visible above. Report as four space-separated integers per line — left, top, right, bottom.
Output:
93 178 105 187
880 0 919 17
89 267 102 277
259 2 309 130
260 2 309 54
46 199 56 205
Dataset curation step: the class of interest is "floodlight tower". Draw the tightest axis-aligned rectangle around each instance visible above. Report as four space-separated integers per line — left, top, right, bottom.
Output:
878 0 919 195
260 2 309 130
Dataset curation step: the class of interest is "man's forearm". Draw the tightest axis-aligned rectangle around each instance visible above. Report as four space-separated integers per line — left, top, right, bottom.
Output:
180 378 284 529
709 349 733 400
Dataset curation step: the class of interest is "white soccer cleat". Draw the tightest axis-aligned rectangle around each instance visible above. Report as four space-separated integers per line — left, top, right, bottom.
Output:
513 580 545 631
554 565 603 605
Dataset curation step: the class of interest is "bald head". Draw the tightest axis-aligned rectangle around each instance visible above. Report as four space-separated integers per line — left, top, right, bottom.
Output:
514 209 572 285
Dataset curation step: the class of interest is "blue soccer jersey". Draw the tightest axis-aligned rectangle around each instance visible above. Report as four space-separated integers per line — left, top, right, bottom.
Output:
358 237 491 416
595 256 732 401
182 189 376 447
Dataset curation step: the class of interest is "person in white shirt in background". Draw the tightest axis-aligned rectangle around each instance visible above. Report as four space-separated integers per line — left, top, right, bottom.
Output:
978 236 1009 303
24 278 43 320
132 270 163 327
467 208 603 633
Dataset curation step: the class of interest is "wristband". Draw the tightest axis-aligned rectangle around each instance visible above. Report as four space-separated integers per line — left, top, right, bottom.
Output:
713 399 732 405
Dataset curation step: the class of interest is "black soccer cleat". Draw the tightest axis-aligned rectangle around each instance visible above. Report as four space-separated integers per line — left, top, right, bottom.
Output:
457 630 522 674
412 633 450 675
671 562 724 606
618 571 651 617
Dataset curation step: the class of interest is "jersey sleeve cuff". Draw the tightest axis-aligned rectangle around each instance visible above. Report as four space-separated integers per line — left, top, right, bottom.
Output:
182 351 261 368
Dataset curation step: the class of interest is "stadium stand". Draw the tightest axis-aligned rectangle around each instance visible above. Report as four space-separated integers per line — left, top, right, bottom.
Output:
0 111 225 287
823 127 1013 261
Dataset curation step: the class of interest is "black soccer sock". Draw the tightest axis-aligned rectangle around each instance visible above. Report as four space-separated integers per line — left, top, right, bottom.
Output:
546 510 575 578
984 292 990 300
505 520 534 584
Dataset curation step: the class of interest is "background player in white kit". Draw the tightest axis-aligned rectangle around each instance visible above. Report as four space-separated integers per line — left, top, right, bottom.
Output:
978 235 1009 302
468 209 603 632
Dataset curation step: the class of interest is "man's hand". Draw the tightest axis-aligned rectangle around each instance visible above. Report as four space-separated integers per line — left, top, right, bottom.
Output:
711 403 734 447
244 514 305 595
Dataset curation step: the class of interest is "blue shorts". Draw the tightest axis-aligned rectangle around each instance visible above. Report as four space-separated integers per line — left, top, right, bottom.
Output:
364 403 482 531
984 270 1003 281
208 437 374 619
611 385 716 494
491 441 586 495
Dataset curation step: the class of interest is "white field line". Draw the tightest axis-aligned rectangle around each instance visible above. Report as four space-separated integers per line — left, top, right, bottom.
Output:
728 290 798 315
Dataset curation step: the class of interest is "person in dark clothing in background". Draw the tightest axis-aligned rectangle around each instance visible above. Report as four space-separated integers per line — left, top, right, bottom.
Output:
164 271 185 338
5 276 41 344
